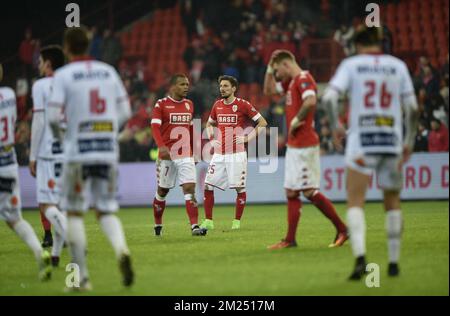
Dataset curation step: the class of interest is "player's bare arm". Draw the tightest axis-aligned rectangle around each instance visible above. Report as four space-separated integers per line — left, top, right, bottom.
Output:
289 95 316 137
322 88 345 151
402 97 419 164
263 51 283 96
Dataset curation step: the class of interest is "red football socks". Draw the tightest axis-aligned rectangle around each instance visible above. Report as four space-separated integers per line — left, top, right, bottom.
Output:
40 211 51 231
185 198 199 226
204 190 214 220
285 197 302 243
235 192 247 220
309 191 347 233
153 198 166 225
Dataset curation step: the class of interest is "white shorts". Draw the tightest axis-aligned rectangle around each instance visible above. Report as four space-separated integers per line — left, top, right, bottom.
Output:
284 146 320 191
60 162 119 213
0 166 22 223
36 159 63 205
205 152 247 190
345 154 403 190
157 157 196 189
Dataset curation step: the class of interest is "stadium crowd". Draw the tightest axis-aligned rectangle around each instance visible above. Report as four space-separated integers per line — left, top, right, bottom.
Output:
12 0 450 165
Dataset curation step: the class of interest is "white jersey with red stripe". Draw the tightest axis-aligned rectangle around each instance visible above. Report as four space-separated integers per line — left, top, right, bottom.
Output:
0 86 18 175
49 58 131 163
32 77 63 160
329 53 417 156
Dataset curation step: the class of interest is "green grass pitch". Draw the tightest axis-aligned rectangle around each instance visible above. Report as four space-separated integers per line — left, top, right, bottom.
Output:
0 201 448 296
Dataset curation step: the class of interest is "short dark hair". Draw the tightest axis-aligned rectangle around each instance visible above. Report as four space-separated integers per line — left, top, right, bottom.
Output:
64 27 90 55
40 45 65 70
218 75 239 89
169 73 188 86
353 26 381 46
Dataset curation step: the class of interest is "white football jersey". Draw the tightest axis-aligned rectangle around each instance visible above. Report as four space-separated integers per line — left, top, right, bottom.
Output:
0 86 18 172
329 53 417 156
49 59 130 163
32 77 63 160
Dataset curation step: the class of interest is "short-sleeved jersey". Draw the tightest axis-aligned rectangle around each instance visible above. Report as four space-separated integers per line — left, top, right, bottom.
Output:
151 96 194 159
0 87 18 172
48 59 130 163
32 77 63 160
208 97 261 154
281 71 320 148
329 53 417 155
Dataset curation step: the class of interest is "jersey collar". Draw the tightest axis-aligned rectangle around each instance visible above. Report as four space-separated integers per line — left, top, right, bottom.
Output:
167 96 186 103
71 56 93 63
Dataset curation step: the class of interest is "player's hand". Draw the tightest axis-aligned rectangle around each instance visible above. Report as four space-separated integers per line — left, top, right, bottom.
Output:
332 126 346 152
159 146 171 160
289 117 304 137
209 139 221 150
29 160 37 178
235 135 248 144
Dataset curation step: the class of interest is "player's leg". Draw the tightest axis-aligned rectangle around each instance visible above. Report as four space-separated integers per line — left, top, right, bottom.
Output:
61 163 91 291
153 160 176 236
1 175 51 281
39 207 53 248
268 189 301 249
346 164 371 280
228 152 248 230
201 154 227 230
92 163 134 287
268 147 303 249
379 155 404 277
37 160 67 266
303 189 348 247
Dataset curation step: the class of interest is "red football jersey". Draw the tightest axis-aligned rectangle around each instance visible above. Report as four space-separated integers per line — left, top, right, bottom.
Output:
151 96 194 159
281 71 320 148
209 97 261 154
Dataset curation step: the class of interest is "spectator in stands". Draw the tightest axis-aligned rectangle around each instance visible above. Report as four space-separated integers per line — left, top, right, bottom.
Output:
414 120 429 152
18 28 35 83
440 54 449 113
381 24 393 54
428 118 449 152
101 29 123 70
88 26 103 60
333 24 354 56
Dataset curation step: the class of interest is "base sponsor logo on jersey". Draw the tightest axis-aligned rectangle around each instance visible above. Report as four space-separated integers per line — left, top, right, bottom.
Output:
169 113 192 124
217 114 238 125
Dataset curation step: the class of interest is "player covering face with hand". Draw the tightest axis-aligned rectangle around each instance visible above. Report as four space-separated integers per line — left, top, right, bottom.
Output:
201 76 268 230
263 50 348 250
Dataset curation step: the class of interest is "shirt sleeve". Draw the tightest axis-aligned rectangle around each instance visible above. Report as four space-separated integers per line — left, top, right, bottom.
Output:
244 100 261 121
48 70 66 107
399 62 418 109
297 74 317 100
208 104 217 123
151 101 162 125
31 81 44 112
113 69 131 126
328 59 351 93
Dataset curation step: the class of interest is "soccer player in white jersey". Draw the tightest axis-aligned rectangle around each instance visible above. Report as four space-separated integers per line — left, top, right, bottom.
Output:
48 28 134 290
30 45 67 267
0 63 52 281
323 27 419 280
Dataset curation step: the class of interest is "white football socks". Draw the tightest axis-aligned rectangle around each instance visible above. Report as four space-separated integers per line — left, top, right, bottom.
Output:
45 206 67 257
386 210 402 263
99 214 130 259
67 216 89 280
13 219 42 262
347 207 366 258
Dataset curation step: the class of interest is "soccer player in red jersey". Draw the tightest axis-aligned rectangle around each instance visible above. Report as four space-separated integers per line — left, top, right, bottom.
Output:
201 75 267 230
151 74 206 237
263 50 348 249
